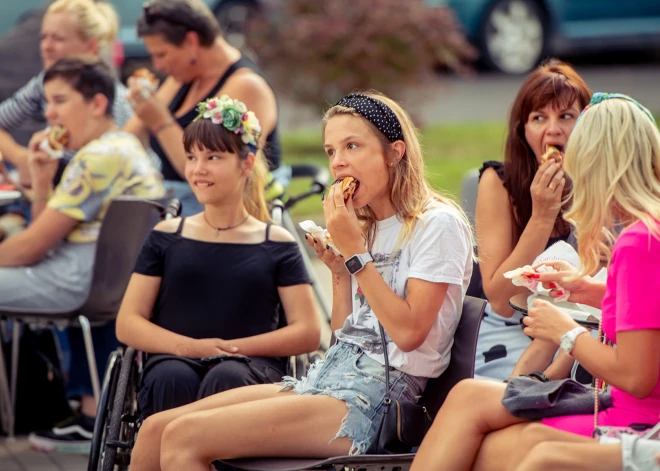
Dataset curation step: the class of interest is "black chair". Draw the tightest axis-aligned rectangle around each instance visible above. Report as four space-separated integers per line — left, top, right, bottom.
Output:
0 197 166 438
221 295 487 471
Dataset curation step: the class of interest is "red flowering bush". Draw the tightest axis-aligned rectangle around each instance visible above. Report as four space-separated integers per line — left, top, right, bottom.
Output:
248 0 477 110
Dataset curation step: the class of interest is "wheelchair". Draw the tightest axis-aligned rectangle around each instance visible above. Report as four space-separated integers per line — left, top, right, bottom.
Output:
88 163 332 471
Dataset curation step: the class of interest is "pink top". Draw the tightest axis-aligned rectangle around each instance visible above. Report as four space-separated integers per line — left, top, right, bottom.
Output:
543 219 660 436
600 219 660 423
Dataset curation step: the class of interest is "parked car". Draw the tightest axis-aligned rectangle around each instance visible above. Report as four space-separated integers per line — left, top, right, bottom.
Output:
426 0 660 74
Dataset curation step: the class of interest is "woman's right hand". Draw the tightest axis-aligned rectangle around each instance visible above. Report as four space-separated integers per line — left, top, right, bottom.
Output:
532 260 595 305
305 233 347 277
174 338 238 359
530 159 565 223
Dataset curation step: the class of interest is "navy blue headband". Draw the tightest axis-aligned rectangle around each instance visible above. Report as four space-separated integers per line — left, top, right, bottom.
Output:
335 94 404 142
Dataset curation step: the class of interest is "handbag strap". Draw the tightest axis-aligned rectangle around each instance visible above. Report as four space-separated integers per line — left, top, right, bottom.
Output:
594 318 607 430
377 322 393 404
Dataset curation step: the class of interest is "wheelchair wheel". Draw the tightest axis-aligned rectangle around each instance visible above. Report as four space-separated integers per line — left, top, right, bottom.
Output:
88 350 122 471
101 347 140 471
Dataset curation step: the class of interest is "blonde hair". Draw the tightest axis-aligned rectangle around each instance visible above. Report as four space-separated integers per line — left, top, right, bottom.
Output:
244 149 270 222
563 98 660 276
46 0 119 54
323 91 473 251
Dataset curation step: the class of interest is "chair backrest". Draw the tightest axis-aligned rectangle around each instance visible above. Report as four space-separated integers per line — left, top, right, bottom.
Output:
80 197 163 319
460 168 479 229
420 295 486 417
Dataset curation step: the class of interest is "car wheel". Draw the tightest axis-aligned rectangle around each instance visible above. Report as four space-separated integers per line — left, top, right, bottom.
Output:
479 0 547 74
215 0 261 52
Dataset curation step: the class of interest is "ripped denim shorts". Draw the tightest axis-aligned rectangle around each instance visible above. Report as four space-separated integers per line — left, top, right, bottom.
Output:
279 341 427 455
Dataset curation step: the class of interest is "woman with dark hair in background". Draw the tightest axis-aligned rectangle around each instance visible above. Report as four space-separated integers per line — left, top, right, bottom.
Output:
473 59 592 381
124 0 283 216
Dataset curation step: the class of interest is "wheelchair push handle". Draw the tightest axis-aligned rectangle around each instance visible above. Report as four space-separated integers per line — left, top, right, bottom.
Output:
285 164 330 209
163 198 182 220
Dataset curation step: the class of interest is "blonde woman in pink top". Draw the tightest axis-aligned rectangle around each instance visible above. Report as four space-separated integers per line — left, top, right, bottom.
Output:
410 93 660 471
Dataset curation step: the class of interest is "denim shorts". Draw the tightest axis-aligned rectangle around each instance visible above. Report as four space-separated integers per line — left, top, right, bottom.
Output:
280 341 427 455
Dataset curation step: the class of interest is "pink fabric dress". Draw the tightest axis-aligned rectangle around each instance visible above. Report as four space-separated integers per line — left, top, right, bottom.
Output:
542 220 660 437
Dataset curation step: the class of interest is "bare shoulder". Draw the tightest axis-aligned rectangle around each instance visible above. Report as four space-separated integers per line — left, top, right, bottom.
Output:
222 70 274 102
477 168 511 211
153 217 180 233
267 224 296 243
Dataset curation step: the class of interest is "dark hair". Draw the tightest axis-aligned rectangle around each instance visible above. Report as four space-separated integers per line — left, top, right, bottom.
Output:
503 58 592 241
183 118 270 222
43 56 116 117
137 0 220 47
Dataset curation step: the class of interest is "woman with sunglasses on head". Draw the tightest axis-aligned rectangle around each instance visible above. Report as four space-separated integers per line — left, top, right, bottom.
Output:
124 0 283 216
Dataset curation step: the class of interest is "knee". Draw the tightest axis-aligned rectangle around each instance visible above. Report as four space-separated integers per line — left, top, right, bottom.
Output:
198 361 253 398
160 416 199 466
517 423 552 449
515 442 559 471
446 378 498 407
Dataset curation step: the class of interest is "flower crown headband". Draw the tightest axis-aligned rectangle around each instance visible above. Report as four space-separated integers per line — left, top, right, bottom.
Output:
577 92 656 125
193 95 262 150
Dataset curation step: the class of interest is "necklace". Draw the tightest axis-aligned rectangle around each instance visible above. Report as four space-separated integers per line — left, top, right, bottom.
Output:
203 212 250 237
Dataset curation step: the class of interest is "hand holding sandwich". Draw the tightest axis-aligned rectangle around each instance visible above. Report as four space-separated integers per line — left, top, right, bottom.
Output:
530 157 565 224
323 177 364 259
26 129 59 192
127 70 171 132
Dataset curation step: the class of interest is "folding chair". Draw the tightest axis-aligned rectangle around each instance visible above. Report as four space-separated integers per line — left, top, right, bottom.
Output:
221 296 487 471
0 197 166 438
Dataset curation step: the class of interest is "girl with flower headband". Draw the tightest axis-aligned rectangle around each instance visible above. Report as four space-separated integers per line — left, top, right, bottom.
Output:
116 96 320 425
128 91 474 470
410 93 660 471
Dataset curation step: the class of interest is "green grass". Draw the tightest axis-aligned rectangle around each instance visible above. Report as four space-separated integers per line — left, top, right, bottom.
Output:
282 121 508 217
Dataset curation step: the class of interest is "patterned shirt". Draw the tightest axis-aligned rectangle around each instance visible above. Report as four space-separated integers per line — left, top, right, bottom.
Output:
48 131 165 243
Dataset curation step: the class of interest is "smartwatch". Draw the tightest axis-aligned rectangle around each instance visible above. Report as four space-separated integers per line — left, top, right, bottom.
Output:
344 252 373 275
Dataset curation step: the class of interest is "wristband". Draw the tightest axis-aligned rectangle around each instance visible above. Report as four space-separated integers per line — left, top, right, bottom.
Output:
524 370 550 382
152 117 176 135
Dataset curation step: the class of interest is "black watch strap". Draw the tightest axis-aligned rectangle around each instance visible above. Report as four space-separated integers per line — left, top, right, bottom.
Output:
525 370 550 382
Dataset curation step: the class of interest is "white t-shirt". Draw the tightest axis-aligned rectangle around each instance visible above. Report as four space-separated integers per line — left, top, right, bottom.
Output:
335 201 473 378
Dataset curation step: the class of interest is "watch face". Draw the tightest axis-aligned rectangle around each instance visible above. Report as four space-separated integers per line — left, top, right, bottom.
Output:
345 255 363 274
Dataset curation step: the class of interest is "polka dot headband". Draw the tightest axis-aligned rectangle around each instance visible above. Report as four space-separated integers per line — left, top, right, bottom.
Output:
578 92 656 125
335 94 404 142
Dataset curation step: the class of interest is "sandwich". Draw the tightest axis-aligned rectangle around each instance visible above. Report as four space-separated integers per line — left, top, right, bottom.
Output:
132 68 159 95
333 176 360 202
541 145 563 164
39 125 70 159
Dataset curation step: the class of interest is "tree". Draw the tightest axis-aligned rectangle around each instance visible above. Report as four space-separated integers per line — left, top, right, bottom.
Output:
248 0 477 110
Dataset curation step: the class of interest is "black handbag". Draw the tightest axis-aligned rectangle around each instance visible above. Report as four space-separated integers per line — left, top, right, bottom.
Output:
366 323 433 454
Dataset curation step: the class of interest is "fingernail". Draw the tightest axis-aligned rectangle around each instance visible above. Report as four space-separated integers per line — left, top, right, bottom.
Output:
321 193 325 201
556 291 564 296
313 238 318 243
532 274 540 279
326 244 330 249
549 282 557 289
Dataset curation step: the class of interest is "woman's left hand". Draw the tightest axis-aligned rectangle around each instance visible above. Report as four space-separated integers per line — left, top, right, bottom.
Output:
323 181 364 258
523 298 580 345
127 77 171 130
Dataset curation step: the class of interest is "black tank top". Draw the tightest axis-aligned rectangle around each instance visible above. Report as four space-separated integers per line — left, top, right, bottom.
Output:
150 56 282 182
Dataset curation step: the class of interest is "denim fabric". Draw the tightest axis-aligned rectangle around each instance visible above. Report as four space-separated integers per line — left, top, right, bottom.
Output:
280 341 426 455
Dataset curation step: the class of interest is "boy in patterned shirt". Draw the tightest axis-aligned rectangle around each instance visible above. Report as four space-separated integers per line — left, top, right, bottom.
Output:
0 56 164 453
